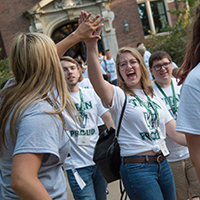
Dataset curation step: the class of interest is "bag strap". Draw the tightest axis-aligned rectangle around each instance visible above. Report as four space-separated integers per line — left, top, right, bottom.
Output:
116 93 127 137
120 179 128 200
117 94 127 200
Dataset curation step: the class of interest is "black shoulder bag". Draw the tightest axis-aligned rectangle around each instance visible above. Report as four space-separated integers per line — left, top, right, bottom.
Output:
93 94 127 183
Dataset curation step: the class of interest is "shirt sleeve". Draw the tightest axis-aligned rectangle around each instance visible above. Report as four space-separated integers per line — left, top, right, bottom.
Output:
13 103 62 161
176 84 200 135
109 86 125 115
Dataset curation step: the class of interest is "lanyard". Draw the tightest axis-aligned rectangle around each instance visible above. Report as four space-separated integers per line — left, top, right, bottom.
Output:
155 80 177 116
135 92 159 129
79 88 85 117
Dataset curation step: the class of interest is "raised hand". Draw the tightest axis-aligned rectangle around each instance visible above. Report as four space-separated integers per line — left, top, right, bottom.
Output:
56 11 104 57
76 11 104 41
79 11 104 45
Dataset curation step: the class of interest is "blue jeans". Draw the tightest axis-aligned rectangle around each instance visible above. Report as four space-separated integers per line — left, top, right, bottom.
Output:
67 165 107 200
121 155 176 200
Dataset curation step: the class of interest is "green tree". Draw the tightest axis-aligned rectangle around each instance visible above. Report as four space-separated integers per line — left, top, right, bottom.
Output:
0 49 11 87
144 0 198 67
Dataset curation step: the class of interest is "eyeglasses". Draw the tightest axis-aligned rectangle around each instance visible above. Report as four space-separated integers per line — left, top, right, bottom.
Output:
119 59 138 69
151 62 171 71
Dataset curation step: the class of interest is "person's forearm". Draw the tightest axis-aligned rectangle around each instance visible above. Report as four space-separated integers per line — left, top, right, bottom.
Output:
185 133 200 182
87 42 114 105
166 120 187 146
11 153 52 200
11 178 52 200
168 131 187 146
101 111 115 130
56 12 104 58
56 31 80 58
175 132 187 146
87 43 104 89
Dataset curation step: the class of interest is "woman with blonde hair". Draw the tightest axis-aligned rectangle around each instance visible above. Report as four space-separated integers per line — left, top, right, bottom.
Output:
79 11 187 200
0 12 104 200
116 47 153 97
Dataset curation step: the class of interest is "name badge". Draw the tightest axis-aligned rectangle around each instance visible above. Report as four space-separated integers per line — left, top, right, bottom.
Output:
78 135 90 146
159 140 170 156
72 168 86 190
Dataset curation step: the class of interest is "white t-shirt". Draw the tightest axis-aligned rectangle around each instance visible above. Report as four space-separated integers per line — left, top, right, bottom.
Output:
143 50 153 79
143 50 151 64
101 58 117 82
78 79 105 127
172 62 178 68
63 88 108 170
78 78 93 89
176 62 200 135
82 67 89 79
152 78 189 162
108 86 172 157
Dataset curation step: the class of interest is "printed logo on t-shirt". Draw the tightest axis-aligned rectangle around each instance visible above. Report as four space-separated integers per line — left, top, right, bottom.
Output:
129 98 162 142
74 101 93 111
69 129 95 137
74 101 93 128
107 63 115 73
70 100 96 136
139 130 160 141
161 94 180 120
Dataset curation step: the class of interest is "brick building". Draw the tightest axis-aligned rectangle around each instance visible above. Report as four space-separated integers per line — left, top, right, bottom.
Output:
0 0 179 60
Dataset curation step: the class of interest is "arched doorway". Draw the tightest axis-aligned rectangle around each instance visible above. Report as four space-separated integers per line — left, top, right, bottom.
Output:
51 22 104 61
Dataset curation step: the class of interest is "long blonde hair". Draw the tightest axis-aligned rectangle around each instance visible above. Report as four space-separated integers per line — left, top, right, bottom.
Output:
0 33 76 155
116 47 154 97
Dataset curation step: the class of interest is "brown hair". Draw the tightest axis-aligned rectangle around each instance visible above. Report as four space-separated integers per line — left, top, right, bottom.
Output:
149 51 172 68
116 47 154 97
60 56 79 69
172 68 180 78
137 44 146 54
177 2 200 85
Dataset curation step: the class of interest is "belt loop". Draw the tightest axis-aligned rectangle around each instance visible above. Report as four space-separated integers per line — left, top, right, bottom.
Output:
145 155 149 163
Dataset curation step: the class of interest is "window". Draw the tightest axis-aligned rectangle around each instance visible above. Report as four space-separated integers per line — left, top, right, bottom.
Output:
51 22 78 44
138 0 168 35
138 3 151 35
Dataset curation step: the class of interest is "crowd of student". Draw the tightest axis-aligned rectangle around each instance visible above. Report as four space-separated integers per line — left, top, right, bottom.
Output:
0 2 200 200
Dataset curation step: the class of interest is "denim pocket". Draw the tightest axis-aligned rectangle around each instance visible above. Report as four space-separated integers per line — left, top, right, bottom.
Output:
125 162 147 171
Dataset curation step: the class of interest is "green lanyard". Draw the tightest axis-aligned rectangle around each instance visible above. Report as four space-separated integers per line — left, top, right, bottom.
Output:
135 92 159 129
155 80 177 116
79 88 85 118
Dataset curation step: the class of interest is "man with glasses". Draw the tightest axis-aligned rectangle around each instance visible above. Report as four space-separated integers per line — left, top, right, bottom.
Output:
149 51 200 200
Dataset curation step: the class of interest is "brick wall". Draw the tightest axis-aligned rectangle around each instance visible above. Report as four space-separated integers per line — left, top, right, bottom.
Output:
0 31 6 59
0 0 186 59
168 1 187 26
110 0 144 49
0 0 40 59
